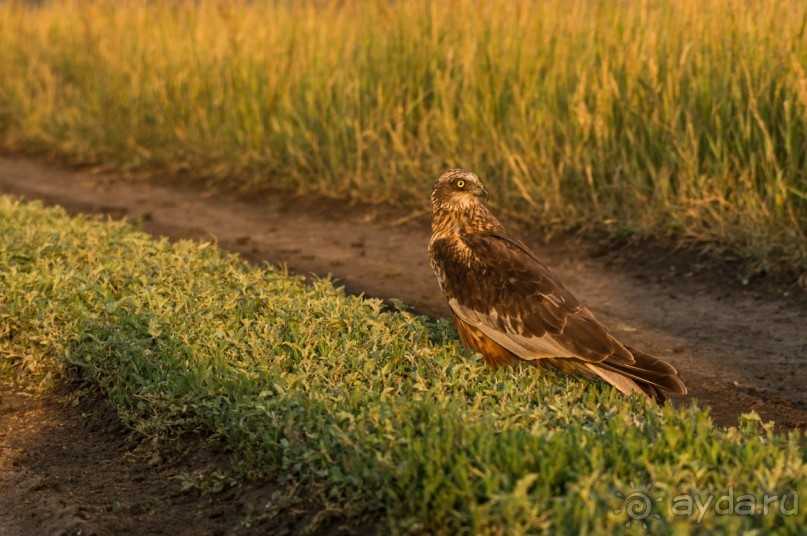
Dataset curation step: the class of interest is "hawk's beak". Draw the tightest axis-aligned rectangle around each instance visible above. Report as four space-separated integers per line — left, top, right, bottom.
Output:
478 186 490 200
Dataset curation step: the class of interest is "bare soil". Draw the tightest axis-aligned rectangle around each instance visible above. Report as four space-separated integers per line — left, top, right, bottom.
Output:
0 385 368 536
1 155 806 533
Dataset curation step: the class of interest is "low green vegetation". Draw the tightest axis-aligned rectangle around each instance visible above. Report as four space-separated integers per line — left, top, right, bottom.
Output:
2 196 804 534
0 0 806 275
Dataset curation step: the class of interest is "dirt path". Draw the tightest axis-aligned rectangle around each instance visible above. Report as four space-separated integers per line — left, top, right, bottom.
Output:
1 155 806 531
0 385 365 535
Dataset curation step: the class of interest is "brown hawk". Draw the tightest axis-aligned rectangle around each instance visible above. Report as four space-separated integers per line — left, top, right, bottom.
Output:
428 169 687 402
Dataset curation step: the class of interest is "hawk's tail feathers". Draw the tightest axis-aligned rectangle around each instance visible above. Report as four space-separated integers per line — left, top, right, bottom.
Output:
587 346 687 403
583 363 656 402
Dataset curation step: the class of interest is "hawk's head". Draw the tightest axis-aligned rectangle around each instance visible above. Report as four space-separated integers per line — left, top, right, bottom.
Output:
431 169 490 214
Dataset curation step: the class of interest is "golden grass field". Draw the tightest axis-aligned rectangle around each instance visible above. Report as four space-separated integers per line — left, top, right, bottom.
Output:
0 0 806 274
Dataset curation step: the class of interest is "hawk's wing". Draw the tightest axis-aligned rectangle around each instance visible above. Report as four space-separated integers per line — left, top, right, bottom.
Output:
431 231 635 365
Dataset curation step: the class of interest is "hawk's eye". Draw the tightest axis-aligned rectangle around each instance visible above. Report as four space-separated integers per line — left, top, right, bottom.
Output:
456 180 466 189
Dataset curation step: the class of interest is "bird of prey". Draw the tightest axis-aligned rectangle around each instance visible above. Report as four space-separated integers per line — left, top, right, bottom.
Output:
428 169 687 402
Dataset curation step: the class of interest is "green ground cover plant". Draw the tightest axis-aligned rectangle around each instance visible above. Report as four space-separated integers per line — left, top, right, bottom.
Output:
1 196 805 534
0 0 806 275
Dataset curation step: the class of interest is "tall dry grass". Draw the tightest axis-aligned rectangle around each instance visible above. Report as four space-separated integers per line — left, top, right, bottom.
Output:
0 0 805 273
